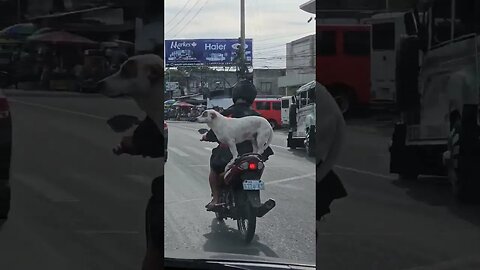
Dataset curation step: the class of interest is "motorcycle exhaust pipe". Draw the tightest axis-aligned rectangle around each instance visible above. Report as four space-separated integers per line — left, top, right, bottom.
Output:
256 199 276 218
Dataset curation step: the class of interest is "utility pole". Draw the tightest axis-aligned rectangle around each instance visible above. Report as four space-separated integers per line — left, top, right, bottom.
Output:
239 0 247 79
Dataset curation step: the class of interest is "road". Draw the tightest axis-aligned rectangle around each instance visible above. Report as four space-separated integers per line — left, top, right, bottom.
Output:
0 90 316 268
164 121 316 264
2 90 480 269
0 90 158 270
320 116 480 270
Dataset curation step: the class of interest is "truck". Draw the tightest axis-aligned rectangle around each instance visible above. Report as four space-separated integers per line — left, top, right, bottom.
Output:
287 81 316 156
390 0 480 201
316 24 371 114
362 11 425 109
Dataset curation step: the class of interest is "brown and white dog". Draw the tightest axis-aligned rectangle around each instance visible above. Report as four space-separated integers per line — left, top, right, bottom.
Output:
98 54 164 131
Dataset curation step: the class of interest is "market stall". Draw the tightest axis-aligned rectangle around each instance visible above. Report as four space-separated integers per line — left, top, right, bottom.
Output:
26 30 98 91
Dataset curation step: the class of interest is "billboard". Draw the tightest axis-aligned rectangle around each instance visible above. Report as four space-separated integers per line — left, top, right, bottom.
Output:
165 39 253 67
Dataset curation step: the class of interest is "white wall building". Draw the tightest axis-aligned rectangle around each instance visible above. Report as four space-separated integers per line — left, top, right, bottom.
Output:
278 34 316 96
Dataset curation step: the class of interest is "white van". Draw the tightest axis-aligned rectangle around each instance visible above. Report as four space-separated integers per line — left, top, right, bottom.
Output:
363 12 417 107
281 96 292 127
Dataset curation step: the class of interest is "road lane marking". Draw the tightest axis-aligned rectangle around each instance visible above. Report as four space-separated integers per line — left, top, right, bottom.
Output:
14 174 80 202
334 165 396 180
169 146 189 157
184 146 210 156
10 99 108 120
74 230 139 234
266 173 315 185
271 144 289 150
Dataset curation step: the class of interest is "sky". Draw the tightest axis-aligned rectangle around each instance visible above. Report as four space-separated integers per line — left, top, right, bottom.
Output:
164 0 315 69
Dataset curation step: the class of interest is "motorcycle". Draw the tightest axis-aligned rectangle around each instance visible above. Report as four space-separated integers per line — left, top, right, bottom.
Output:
198 128 276 243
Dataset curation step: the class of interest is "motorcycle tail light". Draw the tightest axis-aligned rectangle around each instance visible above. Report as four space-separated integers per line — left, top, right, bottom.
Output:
239 161 249 170
257 162 264 170
248 163 257 170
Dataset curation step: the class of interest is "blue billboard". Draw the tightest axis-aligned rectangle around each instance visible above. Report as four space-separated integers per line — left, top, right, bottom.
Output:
165 39 253 67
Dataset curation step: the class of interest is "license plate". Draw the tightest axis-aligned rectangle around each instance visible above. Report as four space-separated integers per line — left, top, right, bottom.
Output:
243 180 264 190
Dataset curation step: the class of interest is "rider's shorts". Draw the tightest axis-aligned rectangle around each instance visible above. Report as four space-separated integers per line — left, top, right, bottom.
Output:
209 141 253 174
210 145 233 174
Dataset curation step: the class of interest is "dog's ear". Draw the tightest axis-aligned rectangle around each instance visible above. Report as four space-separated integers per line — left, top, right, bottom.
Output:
120 59 138 79
210 112 217 120
148 63 164 84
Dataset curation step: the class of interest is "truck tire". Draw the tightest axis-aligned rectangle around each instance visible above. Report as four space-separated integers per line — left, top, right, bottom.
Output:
390 123 420 180
306 126 315 157
447 117 479 202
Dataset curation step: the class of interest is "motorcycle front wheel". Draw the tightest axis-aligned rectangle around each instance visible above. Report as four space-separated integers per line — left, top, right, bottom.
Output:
237 204 256 243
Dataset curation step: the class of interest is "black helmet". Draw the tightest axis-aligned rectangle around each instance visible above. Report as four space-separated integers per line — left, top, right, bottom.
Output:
232 79 257 105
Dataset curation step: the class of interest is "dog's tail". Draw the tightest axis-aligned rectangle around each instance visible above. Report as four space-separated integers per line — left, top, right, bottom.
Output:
258 126 274 154
316 113 345 181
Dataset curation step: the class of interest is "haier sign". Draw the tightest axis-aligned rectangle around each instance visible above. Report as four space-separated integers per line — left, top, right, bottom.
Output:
165 39 253 67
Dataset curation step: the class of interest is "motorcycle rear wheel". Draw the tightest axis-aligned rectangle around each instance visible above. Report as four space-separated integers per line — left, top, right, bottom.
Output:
237 204 256 243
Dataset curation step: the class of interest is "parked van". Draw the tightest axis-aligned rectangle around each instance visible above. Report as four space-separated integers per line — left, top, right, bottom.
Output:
252 97 282 129
281 96 292 127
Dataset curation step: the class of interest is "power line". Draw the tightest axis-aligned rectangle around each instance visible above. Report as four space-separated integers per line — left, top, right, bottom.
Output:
165 0 194 28
173 0 209 38
166 0 203 36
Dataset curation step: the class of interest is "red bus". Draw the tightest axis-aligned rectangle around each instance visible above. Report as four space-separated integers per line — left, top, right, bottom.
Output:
252 97 282 129
316 24 371 114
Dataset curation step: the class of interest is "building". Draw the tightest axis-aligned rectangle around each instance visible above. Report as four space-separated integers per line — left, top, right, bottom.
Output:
278 34 315 96
253 68 285 95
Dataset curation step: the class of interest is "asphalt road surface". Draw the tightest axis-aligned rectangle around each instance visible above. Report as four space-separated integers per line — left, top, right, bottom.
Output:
2 90 480 269
0 90 158 270
320 117 480 270
164 121 316 264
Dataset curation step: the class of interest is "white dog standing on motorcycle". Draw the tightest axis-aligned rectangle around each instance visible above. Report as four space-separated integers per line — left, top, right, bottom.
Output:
196 110 274 171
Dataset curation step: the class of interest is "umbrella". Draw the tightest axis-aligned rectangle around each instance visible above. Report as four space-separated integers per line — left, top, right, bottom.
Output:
0 23 37 39
164 100 176 104
27 31 98 46
173 101 194 107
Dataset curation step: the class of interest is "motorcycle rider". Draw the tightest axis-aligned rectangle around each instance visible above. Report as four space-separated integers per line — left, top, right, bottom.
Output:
201 79 274 210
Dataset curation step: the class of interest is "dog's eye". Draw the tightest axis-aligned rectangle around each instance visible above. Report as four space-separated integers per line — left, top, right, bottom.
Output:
202 112 207 117
120 60 137 79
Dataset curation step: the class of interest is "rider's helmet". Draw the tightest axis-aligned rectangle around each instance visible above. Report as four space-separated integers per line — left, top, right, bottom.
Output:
232 79 257 105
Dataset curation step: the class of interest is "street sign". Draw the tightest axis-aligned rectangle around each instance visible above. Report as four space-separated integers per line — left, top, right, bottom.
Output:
165 39 253 67
166 81 179 92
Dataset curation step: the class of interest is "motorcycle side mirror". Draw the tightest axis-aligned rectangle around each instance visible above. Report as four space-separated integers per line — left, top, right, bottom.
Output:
107 114 140 132
198 128 209 134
